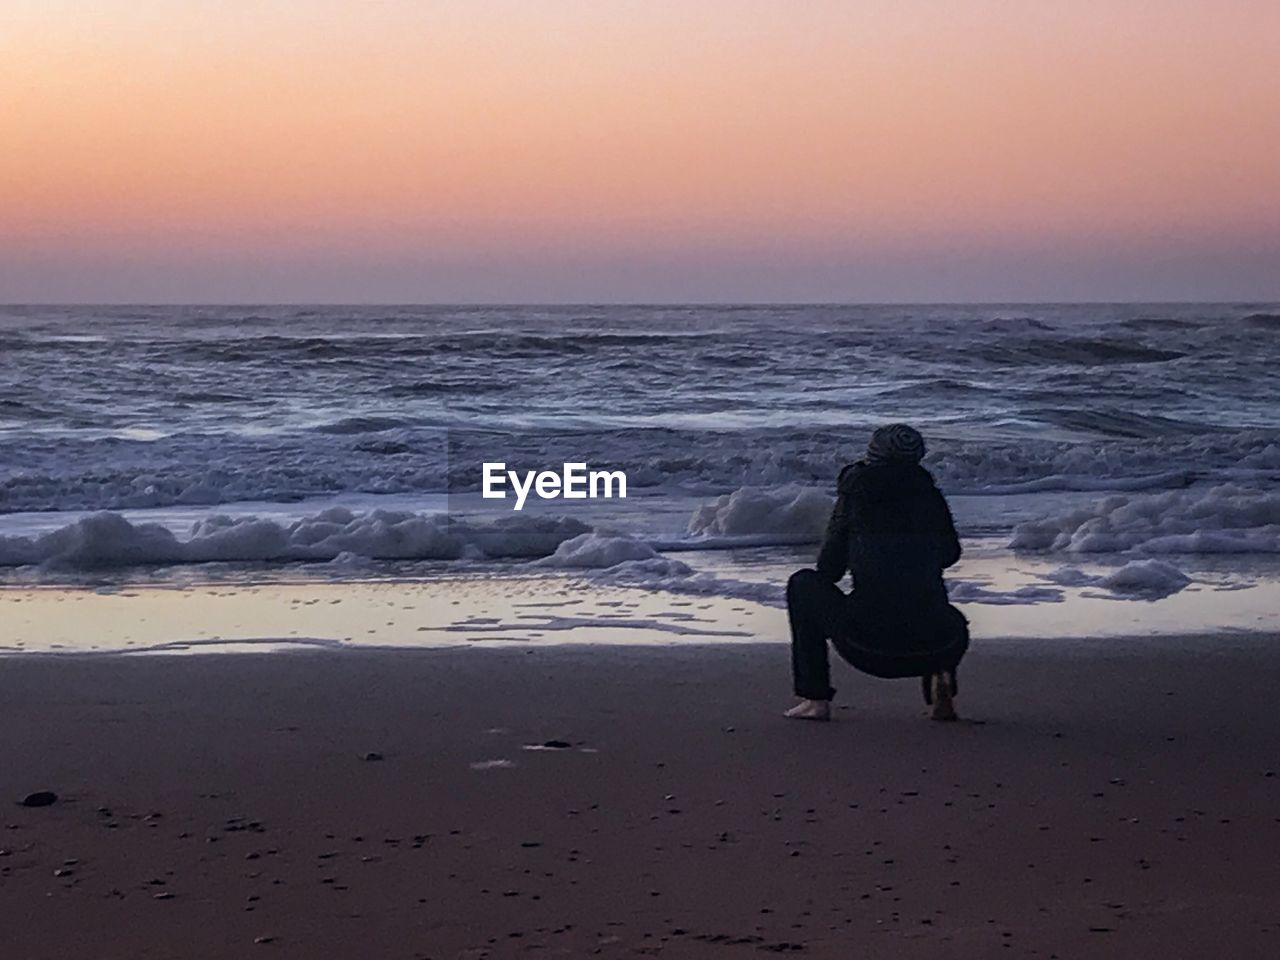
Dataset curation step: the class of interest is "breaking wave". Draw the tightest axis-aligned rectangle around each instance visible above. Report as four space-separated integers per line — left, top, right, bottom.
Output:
0 508 590 570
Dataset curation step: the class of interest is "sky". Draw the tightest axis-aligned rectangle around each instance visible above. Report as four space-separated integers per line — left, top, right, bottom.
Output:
2 0 1278 303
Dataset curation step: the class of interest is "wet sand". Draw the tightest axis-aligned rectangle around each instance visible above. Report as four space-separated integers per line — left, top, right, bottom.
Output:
3 639 1280 958
5 566 1280 655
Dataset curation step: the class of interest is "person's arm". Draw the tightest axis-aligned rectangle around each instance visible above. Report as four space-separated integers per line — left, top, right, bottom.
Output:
933 488 962 569
815 469 853 583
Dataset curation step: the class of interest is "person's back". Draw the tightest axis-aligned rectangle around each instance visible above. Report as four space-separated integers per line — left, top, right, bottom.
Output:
783 424 968 722
819 458 960 649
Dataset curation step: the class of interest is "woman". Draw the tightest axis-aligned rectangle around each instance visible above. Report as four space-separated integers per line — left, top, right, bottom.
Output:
784 424 969 722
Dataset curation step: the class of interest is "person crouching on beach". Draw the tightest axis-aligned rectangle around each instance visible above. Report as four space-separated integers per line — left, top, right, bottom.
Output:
785 424 969 722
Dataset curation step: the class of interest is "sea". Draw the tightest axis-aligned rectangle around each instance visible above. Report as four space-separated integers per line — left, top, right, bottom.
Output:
1 303 1278 628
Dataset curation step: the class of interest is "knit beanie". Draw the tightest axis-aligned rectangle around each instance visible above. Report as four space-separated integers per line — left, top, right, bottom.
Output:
865 423 926 464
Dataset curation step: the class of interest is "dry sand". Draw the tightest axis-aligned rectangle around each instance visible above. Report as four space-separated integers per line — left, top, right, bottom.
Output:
3 638 1279 958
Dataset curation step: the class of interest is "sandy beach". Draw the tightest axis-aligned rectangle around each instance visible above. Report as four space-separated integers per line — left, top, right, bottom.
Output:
4 637 1279 959
6 0 1279 955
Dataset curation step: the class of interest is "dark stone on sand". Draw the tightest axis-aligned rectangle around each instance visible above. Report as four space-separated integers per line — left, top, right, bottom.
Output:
20 791 58 808
362 752 384 762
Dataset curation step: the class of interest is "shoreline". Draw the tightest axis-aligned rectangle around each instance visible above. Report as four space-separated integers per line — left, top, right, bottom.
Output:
4 568 1280 655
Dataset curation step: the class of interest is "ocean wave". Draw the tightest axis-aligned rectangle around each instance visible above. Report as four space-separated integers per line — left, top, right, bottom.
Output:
0 334 111 352
311 416 412 435
2 427 1278 516
699 350 769 368
4 303 1278 519
173 391 252 404
380 379 508 398
880 378 998 399
1114 316 1204 331
965 337 1187 367
954 470 1195 496
432 331 714 360
1244 313 1280 328
138 329 719 368
351 439 413 455
0 398 64 422
1017 407 1221 438
0 508 589 570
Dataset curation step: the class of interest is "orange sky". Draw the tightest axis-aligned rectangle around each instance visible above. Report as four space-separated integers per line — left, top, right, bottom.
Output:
2 0 1278 301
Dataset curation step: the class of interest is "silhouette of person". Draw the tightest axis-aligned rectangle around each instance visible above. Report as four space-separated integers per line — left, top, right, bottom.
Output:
784 424 969 721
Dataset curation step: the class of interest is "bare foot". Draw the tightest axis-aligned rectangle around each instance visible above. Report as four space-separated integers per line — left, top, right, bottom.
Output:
784 699 831 721
930 673 958 722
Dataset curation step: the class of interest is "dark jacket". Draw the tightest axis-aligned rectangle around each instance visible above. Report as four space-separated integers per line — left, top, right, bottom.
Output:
816 460 964 655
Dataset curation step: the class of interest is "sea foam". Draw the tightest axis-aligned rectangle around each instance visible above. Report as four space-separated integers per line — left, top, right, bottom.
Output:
0 508 589 570
1011 484 1280 554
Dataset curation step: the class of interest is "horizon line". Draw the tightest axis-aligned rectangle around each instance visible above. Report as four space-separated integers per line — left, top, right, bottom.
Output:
3 299 1277 309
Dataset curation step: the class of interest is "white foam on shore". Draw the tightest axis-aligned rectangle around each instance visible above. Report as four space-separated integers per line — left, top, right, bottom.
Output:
0 508 589 570
947 581 1066 605
686 486 832 541
1011 484 1280 554
594 561 787 606
965 469 1194 495
1096 560 1192 596
0 503 795 609
1040 560 1193 599
535 530 787 605
0 488 1271 618
534 531 667 569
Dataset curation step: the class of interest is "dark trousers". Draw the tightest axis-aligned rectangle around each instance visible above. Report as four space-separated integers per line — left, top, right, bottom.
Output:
787 568 967 700
787 569 855 700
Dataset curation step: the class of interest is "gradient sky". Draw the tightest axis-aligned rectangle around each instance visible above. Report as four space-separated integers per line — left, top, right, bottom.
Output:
2 0 1278 303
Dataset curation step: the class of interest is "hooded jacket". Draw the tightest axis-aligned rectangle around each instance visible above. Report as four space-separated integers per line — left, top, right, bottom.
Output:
815 460 964 652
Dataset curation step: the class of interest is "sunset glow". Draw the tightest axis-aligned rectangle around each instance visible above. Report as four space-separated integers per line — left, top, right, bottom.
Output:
2 0 1278 301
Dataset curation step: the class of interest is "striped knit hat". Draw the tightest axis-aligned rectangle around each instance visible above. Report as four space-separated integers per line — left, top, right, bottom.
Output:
865 423 926 465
